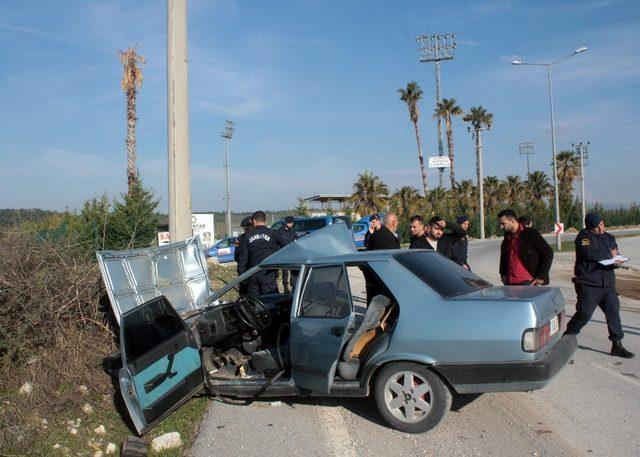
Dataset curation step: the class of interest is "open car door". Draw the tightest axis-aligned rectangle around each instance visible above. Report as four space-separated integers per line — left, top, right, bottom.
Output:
119 296 203 435
289 265 353 393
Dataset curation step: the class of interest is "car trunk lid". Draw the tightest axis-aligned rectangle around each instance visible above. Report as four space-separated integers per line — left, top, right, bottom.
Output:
96 237 213 323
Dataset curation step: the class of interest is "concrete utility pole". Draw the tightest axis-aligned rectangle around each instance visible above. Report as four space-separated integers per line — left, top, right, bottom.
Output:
519 141 535 176
572 141 590 228
512 46 587 250
470 125 489 240
167 0 192 242
221 120 235 237
417 33 457 189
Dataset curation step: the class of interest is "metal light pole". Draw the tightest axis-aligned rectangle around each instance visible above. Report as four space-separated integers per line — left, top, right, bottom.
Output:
572 141 590 228
519 141 535 176
469 125 489 240
512 46 587 250
221 120 234 237
417 33 457 189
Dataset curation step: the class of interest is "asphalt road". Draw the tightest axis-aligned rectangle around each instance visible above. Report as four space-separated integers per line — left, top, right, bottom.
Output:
190 234 640 457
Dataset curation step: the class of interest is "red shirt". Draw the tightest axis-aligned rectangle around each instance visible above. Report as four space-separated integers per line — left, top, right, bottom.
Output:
506 224 533 285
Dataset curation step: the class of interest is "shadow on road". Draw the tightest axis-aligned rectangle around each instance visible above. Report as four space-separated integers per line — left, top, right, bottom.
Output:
578 344 611 356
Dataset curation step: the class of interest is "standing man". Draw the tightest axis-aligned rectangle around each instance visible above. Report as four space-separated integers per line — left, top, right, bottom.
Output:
237 211 279 297
497 209 553 286
409 215 431 249
364 213 382 250
451 215 470 269
423 216 466 261
369 213 400 250
518 215 533 228
234 216 254 296
276 216 298 293
564 212 634 358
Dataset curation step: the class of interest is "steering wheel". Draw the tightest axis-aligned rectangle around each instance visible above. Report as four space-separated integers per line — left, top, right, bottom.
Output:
234 296 273 331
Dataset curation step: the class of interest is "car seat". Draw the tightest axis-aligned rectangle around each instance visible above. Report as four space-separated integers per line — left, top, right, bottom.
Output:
337 295 391 380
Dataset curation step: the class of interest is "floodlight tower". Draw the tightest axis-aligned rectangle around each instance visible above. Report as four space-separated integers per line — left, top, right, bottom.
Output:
417 33 457 189
572 141 590 228
221 120 235 237
519 141 535 175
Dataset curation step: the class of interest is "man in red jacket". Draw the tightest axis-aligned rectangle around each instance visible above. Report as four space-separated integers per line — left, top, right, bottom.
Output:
498 209 554 286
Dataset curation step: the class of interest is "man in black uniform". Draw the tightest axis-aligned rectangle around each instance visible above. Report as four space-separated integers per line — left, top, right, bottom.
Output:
276 216 298 293
451 215 470 269
236 211 279 298
234 216 253 296
409 215 431 249
368 213 400 250
565 212 634 358
364 213 382 250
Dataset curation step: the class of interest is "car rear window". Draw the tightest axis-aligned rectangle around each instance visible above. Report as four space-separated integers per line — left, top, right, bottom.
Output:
352 223 367 232
294 219 328 232
394 251 491 298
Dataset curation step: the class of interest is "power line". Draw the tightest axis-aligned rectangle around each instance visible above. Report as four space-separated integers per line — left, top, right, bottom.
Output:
356 0 432 95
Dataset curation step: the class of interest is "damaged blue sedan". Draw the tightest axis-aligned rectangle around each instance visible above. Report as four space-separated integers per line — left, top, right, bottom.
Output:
97 223 576 435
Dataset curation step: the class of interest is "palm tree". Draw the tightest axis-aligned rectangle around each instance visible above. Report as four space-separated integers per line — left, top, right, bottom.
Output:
455 179 477 213
525 170 553 203
483 176 503 209
120 47 145 194
434 98 463 189
555 150 581 194
502 175 524 206
426 187 451 217
463 106 493 239
398 82 428 195
390 186 421 219
350 171 389 216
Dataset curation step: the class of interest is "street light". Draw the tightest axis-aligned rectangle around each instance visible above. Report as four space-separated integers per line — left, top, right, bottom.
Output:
221 120 235 237
511 46 587 250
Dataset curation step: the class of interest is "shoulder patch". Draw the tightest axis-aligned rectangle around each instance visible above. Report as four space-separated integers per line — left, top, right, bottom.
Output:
581 238 590 246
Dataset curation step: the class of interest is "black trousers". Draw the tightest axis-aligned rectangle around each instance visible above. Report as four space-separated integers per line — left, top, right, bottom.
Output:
246 270 279 298
565 283 624 340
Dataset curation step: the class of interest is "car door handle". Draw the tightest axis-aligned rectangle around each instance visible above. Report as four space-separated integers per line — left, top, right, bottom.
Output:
331 327 344 337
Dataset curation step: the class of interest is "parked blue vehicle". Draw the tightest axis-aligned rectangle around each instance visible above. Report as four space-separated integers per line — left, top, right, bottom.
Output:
204 236 237 263
272 215 351 237
97 224 576 435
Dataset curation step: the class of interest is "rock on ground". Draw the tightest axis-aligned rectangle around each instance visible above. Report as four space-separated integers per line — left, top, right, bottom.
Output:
151 432 182 452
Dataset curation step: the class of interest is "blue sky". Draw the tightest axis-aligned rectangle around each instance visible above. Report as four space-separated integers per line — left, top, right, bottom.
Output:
1 0 639 212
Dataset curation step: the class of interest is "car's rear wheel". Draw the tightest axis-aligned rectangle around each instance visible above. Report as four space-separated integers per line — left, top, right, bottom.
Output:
374 362 451 434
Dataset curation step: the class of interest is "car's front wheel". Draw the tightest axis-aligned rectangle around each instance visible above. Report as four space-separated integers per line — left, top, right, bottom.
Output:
374 362 451 434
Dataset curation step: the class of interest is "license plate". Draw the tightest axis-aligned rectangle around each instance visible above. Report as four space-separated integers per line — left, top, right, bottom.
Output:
549 315 559 336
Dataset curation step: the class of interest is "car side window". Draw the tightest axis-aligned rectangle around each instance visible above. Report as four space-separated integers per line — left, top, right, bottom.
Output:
217 239 231 248
299 266 351 318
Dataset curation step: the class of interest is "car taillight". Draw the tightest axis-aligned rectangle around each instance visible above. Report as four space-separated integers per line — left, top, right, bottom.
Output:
522 321 552 353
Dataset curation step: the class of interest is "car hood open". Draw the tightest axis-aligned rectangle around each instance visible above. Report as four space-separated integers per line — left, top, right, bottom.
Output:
96 237 213 323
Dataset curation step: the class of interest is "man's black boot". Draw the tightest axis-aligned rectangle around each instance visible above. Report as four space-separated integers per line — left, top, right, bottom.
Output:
611 339 635 358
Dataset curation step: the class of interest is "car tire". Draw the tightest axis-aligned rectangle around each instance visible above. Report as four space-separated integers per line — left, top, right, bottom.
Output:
374 362 451 434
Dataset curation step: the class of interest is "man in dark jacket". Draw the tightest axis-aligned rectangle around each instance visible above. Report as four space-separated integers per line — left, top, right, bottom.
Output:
276 216 298 293
234 216 253 266
368 213 400 250
498 209 553 285
423 216 466 261
450 215 470 269
237 211 279 297
564 212 634 358
364 213 382 250
409 215 431 249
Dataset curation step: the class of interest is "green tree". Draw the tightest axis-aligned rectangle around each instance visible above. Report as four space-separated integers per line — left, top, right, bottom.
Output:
454 179 477 214
525 170 553 204
502 175 524 207
390 186 421 219
483 175 503 209
398 82 428 195
426 187 450 217
293 197 310 217
434 98 463 189
350 171 389 216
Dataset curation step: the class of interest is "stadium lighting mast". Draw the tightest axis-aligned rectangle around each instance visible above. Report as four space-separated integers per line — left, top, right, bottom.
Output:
572 141 590 228
511 46 587 250
221 120 235 237
417 33 457 189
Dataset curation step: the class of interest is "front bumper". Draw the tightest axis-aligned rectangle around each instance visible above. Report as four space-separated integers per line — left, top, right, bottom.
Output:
434 334 578 394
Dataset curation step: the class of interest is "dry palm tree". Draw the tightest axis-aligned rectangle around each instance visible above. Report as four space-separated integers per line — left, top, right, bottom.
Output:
525 170 553 204
120 46 145 194
463 106 493 238
398 82 428 195
434 98 463 189
350 171 389 216
502 175 524 206
390 186 421 219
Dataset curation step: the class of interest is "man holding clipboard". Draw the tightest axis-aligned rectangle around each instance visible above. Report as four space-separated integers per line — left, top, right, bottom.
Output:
565 212 635 358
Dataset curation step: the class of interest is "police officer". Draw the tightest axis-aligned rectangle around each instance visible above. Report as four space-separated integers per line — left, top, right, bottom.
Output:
234 216 253 266
236 211 280 298
276 216 298 293
565 212 635 358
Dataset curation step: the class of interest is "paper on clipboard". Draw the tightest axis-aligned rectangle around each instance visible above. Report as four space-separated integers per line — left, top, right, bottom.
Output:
598 255 628 266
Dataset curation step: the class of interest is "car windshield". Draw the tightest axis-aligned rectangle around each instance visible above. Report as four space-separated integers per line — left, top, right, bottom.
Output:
352 223 367 232
294 219 328 232
394 251 491 298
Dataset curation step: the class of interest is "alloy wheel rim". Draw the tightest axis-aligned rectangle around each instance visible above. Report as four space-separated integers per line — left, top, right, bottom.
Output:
383 371 432 423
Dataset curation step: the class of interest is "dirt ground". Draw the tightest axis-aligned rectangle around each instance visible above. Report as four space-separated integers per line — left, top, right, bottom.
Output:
555 267 640 301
